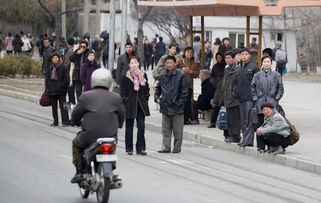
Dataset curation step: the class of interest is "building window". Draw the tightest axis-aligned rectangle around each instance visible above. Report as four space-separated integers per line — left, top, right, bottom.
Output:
271 32 283 41
229 33 245 49
205 31 212 43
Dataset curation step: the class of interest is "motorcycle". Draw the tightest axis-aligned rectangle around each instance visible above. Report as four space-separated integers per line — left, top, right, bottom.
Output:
78 137 122 203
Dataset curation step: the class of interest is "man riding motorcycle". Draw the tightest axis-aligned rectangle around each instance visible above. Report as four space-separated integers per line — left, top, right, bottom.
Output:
70 68 125 183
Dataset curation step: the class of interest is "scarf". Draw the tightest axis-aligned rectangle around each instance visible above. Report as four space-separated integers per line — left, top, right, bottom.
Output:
51 63 61 80
129 68 146 91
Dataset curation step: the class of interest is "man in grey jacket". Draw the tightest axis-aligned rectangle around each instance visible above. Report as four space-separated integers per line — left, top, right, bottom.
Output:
256 102 290 155
116 42 134 85
221 50 241 143
70 68 125 183
155 55 189 153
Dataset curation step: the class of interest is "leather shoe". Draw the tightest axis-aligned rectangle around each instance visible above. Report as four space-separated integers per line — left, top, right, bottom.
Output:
227 138 241 143
136 151 147 155
190 120 200 125
70 173 85 184
127 152 133 155
271 149 285 155
208 123 216 128
158 150 170 153
184 120 192 125
172 150 181 153
50 123 58 126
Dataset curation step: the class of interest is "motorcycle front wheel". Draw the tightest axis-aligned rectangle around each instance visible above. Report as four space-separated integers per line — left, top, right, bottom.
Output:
79 187 90 199
96 164 111 203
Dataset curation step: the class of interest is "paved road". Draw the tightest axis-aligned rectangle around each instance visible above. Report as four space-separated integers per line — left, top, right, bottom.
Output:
1 95 321 203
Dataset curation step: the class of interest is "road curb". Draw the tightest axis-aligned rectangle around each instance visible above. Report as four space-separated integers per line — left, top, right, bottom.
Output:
2 88 321 175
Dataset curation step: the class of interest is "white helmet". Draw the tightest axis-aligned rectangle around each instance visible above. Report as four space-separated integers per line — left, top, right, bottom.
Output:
91 68 113 89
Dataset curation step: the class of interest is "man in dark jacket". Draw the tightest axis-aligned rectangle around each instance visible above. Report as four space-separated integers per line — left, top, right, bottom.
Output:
234 48 258 147
155 55 189 153
69 40 89 102
221 50 241 143
116 42 134 85
143 38 153 71
70 68 125 183
42 38 55 75
62 37 75 104
155 36 166 65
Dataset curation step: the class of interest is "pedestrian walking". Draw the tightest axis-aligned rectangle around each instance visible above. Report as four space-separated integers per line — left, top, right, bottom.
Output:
12 34 24 55
153 44 179 81
92 35 103 62
143 38 153 71
155 55 189 153
234 48 258 147
204 41 213 70
193 36 201 65
208 52 226 128
151 38 157 70
155 36 166 65
251 56 284 150
220 50 241 143
5 32 14 54
62 37 75 105
42 38 55 75
250 37 258 64
21 34 32 55
69 40 90 102
46 52 70 126
256 102 290 155
120 57 150 155
36 34 45 57
176 47 200 125
116 42 135 85
273 41 287 76
80 50 100 92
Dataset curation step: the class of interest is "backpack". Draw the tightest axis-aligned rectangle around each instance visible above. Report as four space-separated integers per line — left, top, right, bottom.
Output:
217 106 228 130
275 49 287 64
277 104 299 145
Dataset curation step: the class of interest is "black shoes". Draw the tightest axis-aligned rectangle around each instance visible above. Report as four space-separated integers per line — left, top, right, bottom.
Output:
172 150 181 153
184 120 192 125
208 123 216 128
61 122 69 127
127 152 133 155
70 173 85 184
137 151 147 155
226 137 241 143
50 123 58 126
158 150 171 153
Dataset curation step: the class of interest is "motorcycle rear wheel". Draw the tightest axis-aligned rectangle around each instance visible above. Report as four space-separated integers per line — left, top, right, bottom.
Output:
96 164 111 203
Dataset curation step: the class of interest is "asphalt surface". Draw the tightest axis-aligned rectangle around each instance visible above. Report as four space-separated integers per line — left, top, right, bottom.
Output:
1 95 321 203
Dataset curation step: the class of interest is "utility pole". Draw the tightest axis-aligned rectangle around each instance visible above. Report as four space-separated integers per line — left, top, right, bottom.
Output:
96 0 101 35
108 0 116 70
121 0 128 54
61 0 66 38
84 0 89 34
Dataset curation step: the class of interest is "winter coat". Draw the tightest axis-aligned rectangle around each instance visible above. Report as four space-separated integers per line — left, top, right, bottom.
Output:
144 43 153 58
69 48 89 81
62 46 74 71
120 71 150 119
5 36 14 51
197 78 214 111
193 41 201 63
218 44 232 55
176 57 200 89
46 64 69 96
251 69 284 114
259 110 290 137
221 64 239 108
152 53 181 81
155 68 189 115
21 37 31 52
12 38 24 52
234 62 258 102
210 62 226 105
71 88 125 146
204 49 213 70
42 46 55 74
116 52 133 84
155 41 166 56
80 60 100 92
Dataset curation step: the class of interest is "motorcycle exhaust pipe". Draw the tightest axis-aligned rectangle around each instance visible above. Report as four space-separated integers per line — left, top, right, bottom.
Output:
111 181 122 189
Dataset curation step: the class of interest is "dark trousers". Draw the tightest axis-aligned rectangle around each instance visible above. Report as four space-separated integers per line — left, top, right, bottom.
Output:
125 106 146 152
151 56 156 70
276 63 286 77
184 88 194 122
226 106 241 139
50 95 69 125
256 113 265 149
68 80 82 104
144 56 151 71
257 133 290 150
102 56 108 69
72 137 86 170
239 101 255 145
210 105 221 125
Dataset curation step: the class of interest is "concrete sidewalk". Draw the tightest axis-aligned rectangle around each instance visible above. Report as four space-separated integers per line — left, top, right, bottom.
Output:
1 74 321 175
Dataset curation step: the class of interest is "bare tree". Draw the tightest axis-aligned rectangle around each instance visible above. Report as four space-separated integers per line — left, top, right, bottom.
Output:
145 7 189 46
132 0 153 61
